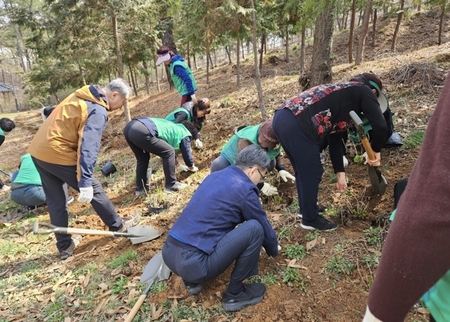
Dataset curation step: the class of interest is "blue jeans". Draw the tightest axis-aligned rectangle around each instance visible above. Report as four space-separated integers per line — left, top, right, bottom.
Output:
10 171 46 206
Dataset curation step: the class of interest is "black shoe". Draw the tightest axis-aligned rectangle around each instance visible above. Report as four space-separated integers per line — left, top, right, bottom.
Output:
222 283 266 311
301 216 337 231
298 204 327 219
184 281 203 295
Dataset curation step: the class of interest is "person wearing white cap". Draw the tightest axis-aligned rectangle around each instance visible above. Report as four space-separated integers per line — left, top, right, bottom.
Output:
272 72 389 231
156 45 198 106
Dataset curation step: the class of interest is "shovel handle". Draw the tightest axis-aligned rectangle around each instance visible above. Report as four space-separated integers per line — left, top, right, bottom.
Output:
360 137 376 161
124 293 148 322
33 222 135 238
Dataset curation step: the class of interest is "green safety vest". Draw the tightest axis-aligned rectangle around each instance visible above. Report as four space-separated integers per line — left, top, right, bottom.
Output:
165 107 192 123
149 118 191 152
13 153 42 185
169 60 197 96
221 124 281 165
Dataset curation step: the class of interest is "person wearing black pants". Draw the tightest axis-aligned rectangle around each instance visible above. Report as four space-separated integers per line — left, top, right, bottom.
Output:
123 117 199 194
162 145 279 312
272 72 388 231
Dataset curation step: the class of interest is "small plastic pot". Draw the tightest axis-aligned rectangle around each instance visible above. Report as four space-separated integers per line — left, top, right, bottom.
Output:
101 162 117 176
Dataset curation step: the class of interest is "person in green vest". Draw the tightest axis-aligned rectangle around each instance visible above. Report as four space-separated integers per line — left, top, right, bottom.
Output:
156 46 198 106
10 153 74 210
166 98 211 148
123 117 199 195
210 119 295 196
0 117 15 147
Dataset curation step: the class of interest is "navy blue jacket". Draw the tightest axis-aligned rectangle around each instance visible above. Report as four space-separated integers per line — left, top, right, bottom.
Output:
169 166 279 257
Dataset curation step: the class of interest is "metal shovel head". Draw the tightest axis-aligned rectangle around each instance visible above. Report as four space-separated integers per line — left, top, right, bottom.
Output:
140 252 171 284
127 226 161 244
368 166 387 196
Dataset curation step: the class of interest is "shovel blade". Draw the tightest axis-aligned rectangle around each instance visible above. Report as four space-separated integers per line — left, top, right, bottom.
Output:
140 252 171 284
368 166 387 195
128 226 161 244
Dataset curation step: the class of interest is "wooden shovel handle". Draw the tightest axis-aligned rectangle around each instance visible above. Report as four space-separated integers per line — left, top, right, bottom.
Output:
361 137 375 161
124 294 146 322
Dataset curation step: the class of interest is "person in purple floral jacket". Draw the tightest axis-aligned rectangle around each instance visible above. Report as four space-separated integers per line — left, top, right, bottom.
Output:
272 73 388 231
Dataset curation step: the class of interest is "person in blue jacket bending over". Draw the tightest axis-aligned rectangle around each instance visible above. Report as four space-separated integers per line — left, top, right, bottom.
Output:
162 145 280 312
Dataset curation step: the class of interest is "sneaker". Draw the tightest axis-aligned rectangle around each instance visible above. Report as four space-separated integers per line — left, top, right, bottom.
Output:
184 281 203 295
60 235 82 260
301 216 337 231
223 283 266 311
164 181 187 193
118 211 141 232
67 196 74 204
298 204 327 218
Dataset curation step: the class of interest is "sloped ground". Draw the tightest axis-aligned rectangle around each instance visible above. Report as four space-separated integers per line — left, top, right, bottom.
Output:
1 9 450 322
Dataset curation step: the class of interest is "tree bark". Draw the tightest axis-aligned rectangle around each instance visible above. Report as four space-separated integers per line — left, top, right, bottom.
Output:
285 26 289 63
225 46 232 64
348 0 357 63
259 34 265 70
236 39 241 88
438 1 445 45
128 65 138 96
355 0 372 65
142 61 150 94
251 0 266 118
310 0 335 87
300 24 306 74
371 8 377 47
391 0 405 52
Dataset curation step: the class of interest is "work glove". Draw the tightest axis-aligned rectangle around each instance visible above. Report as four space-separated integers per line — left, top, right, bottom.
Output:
178 164 189 172
78 186 93 203
343 156 349 168
362 152 368 165
279 170 295 182
195 139 203 149
188 165 199 172
190 94 197 103
260 182 278 196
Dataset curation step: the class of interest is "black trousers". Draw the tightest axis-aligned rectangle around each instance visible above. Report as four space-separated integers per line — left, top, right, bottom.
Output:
162 220 264 292
123 120 177 190
32 157 123 252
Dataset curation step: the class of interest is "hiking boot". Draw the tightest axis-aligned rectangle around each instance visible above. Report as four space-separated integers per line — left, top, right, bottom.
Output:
222 283 266 312
301 216 337 231
118 211 141 232
60 235 82 260
164 181 187 193
297 204 327 219
184 281 203 295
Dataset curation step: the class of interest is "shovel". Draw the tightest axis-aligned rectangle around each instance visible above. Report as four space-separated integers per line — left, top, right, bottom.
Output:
0 168 11 178
124 252 171 322
349 111 388 195
33 221 160 244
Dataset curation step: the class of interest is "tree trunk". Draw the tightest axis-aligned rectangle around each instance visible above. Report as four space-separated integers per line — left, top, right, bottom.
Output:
348 0 356 63
154 57 161 92
438 1 445 45
142 61 150 94
285 26 289 63
300 24 306 74
259 34 265 70
310 0 335 86
187 42 191 68
225 46 232 64
371 8 377 47
355 0 372 65
236 39 241 88
206 49 210 86
251 0 266 118
128 65 138 96
111 11 130 122
391 0 405 52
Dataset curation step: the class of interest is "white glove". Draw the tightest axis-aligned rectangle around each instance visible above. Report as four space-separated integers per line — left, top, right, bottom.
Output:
195 139 203 149
178 164 189 172
190 94 197 103
279 170 295 182
78 186 93 203
188 165 199 172
362 152 368 165
260 182 278 196
343 156 349 168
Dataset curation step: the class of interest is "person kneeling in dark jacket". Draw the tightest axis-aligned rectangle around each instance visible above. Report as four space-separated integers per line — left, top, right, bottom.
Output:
162 144 280 311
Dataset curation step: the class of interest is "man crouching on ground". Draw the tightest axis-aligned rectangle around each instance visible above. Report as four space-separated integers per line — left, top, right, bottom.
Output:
162 144 279 311
28 78 140 260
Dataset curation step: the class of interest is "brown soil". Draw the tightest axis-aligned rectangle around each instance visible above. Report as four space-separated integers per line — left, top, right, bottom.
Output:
2 8 450 322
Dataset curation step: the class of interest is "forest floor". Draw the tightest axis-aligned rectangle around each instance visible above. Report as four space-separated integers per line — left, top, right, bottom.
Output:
1 8 450 322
